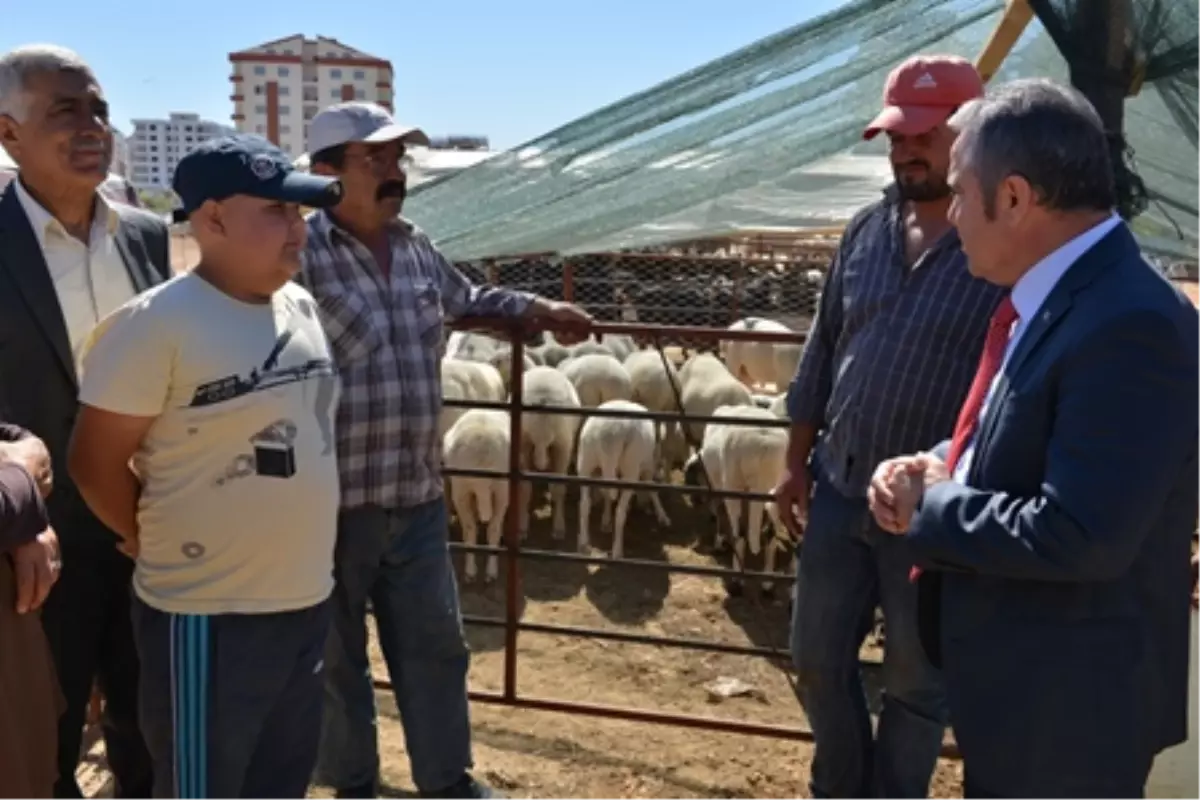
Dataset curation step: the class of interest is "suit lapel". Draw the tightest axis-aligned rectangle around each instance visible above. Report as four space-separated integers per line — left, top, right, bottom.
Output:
970 290 1074 473
112 213 157 294
968 223 1136 479
0 187 76 386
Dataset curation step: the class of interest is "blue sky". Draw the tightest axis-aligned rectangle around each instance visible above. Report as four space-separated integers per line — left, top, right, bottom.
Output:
1 0 842 150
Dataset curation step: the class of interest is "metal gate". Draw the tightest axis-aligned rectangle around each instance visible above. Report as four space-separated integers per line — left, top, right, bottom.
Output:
389 314 962 759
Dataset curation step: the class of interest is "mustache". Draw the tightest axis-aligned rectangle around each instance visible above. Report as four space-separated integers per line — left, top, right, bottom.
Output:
376 179 406 201
895 159 930 171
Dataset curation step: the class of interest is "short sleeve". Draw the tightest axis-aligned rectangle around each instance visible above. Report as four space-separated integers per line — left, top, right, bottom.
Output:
78 297 173 417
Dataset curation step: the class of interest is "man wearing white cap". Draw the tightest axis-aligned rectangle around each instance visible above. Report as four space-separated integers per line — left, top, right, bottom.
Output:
297 102 591 799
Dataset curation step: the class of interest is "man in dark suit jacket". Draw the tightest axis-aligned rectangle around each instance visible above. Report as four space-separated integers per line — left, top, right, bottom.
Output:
0 44 169 797
868 78 1198 797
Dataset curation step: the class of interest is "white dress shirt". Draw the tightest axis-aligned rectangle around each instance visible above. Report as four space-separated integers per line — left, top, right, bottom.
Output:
952 213 1123 482
14 177 136 375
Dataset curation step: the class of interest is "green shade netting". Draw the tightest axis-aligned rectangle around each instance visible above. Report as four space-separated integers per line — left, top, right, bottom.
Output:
405 0 1197 262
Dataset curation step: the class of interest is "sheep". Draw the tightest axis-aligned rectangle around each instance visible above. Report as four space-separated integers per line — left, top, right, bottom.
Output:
719 317 802 392
769 393 788 419
684 405 791 595
518 366 582 539
623 349 688 474
575 400 670 559
530 333 573 367
599 333 637 362
677 352 754 444
559 353 633 409
445 331 504 362
443 410 511 583
486 346 538 395
440 358 505 437
568 339 616 360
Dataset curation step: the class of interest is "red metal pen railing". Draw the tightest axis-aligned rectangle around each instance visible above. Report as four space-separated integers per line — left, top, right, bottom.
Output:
391 315 964 758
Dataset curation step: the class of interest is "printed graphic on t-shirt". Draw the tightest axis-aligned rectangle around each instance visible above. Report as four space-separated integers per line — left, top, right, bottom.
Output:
193 301 339 488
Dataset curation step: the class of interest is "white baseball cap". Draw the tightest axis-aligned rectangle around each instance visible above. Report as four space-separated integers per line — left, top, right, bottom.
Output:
307 102 430 157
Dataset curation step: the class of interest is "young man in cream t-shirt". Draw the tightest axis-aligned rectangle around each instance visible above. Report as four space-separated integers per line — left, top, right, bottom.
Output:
67 135 345 799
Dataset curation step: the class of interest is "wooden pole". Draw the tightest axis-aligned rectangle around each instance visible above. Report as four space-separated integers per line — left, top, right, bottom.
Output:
975 0 1035 83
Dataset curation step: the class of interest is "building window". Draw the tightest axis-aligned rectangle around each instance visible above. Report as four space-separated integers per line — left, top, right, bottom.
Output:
254 65 266 75
280 125 291 135
330 88 341 99
278 66 290 77
353 70 365 80
254 85 264 95
279 105 291 115
255 104 266 113
329 68 342 79
279 85 291 96
355 88 366 100
256 125 265 134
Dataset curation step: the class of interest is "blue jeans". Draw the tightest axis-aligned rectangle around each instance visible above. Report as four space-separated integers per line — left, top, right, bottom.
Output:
314 498 473 793
790 477 948 798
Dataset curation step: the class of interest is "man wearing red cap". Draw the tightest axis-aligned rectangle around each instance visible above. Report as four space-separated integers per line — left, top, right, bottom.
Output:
774 55 1005 797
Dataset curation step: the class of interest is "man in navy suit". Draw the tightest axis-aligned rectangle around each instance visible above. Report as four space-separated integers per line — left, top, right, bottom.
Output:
868 77 1198 798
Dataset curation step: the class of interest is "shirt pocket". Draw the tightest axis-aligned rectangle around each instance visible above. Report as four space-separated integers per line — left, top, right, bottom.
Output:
411 280 444 349
318 290 383 364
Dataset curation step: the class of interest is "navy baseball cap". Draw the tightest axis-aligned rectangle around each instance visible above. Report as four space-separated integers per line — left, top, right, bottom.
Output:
172 134 342 223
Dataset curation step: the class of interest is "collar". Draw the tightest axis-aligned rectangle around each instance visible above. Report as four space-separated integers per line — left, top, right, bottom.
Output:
310 207 415 247
13 175 119 250
1011 212 1123 322
880 182 963 254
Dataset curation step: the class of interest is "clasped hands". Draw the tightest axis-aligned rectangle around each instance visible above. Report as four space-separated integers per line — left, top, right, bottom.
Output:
868 451 951 534
0 436 60 613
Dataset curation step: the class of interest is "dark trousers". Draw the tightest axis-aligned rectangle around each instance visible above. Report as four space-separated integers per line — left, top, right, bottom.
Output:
40 541 152 799
131 595 331 799
790 477 948 798
314 498 473 794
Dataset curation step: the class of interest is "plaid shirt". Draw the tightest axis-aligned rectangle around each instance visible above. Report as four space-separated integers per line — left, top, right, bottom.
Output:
297 210 533 511
786 187 1006 497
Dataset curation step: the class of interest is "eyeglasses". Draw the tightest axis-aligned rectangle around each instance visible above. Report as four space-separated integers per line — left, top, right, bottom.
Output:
349 149 411 173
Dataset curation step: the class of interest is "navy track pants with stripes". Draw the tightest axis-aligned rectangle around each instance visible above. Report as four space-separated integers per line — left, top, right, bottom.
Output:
131 595 331 798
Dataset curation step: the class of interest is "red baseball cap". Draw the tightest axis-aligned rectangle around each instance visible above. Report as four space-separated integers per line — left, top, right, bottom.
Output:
863 55 984 140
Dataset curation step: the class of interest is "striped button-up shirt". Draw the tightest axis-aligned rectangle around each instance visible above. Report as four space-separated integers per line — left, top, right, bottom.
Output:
786 187 1005 497
297 210 533 511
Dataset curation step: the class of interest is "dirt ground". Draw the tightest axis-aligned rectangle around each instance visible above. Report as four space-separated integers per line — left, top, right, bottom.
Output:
338 489 965 799
80 484 964 799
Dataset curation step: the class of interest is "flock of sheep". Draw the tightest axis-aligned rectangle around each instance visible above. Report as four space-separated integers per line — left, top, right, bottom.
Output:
438 318 807 594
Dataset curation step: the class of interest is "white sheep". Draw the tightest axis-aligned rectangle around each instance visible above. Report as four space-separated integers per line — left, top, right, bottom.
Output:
530 332 573 367
568 339 616 360
769 393 788 419
719 317 803 392
443 410 511 583
576 400 670 559
599 333 637 362
445 331 504 362
623 349 687 474
677 352 754 444
518 366 582 539
558 353 633 409
684 404 791 593
440 358 505 437
486 346 537 395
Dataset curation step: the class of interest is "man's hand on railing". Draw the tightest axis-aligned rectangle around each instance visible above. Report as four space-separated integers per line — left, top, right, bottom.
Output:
523 298 594 345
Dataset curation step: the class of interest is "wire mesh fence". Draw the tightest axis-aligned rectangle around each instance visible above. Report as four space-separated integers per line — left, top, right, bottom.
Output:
457 242 836 349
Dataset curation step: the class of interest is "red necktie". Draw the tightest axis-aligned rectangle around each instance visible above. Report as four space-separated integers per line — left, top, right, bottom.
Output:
909 295 1018 582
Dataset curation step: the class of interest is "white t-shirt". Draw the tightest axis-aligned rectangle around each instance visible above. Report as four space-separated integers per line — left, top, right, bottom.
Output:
78 272 342 615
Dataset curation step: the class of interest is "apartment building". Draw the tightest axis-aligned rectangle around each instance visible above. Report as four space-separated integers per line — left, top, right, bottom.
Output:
111 129 130 177
127 113 233 191
229 35 394 158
